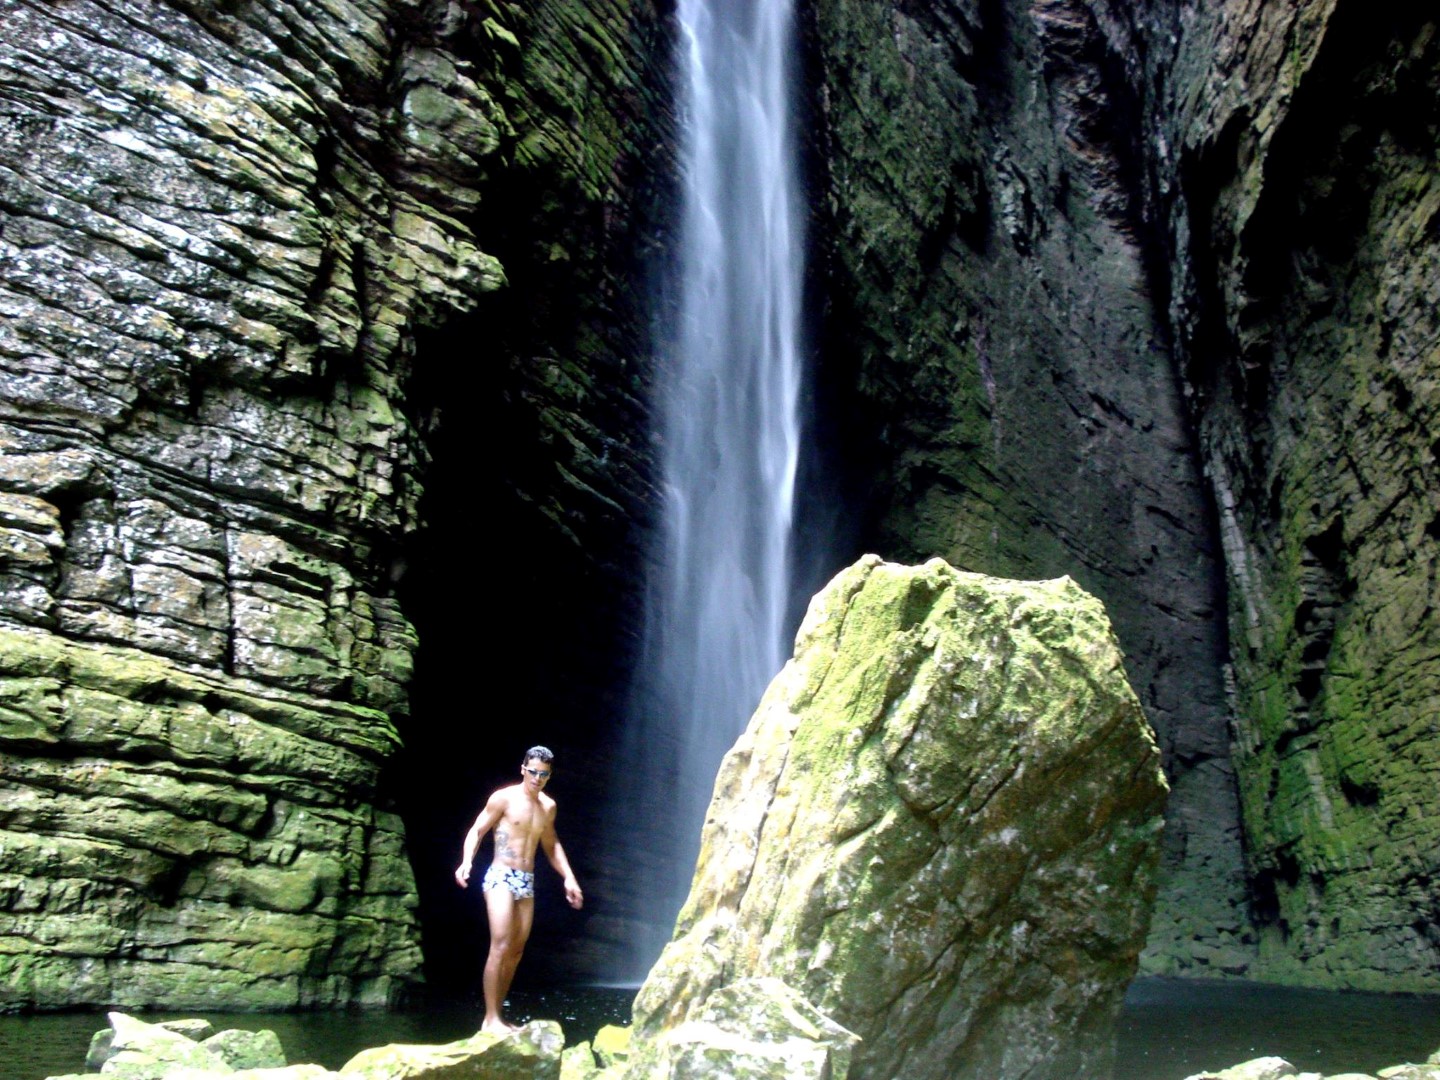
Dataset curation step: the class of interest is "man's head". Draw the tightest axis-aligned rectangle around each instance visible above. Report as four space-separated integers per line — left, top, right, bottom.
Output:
521 745 554 787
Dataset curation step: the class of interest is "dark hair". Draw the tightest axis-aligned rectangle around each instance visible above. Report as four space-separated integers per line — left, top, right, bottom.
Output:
523 745 554 765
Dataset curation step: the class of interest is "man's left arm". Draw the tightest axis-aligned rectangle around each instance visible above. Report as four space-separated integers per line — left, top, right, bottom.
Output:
540 812 584 910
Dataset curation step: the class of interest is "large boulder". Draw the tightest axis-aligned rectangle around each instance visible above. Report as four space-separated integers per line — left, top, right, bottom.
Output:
633 555 1169 1080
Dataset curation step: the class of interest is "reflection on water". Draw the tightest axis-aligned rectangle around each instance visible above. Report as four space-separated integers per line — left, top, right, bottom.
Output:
4 979 1438 1080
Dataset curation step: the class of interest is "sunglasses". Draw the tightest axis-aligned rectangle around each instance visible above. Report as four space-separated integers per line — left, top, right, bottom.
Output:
523 767 551 780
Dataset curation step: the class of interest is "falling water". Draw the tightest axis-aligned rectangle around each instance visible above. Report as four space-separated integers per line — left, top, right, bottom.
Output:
625 0 805 973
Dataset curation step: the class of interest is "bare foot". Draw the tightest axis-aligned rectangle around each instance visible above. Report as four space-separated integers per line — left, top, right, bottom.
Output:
481 1018 520 1037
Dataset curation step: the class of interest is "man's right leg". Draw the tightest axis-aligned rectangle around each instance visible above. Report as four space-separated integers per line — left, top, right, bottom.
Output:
482 883 534 1034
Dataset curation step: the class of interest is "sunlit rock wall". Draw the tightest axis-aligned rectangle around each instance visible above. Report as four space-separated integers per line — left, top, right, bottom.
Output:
0 0 508 1008
1161 5 1440 991
807 0 1249 977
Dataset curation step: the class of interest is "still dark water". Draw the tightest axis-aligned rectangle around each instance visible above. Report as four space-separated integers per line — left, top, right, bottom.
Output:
3 978 1437 1080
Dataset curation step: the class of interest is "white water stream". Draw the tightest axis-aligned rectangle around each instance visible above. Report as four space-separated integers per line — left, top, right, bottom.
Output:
627 0 805 972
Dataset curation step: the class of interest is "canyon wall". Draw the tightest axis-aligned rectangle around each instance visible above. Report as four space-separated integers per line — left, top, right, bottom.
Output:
0 0 1436 1006
810 0 1440 991
806 0 1249 977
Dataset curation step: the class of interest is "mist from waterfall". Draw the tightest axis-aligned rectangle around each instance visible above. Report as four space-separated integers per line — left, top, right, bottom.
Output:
623 0 805 976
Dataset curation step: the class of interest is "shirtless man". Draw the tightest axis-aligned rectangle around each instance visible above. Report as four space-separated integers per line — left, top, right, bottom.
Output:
454 746 584 1035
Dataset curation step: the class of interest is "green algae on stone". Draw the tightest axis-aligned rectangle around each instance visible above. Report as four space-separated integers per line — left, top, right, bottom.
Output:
0 629 419 1009
634 556 1167 1080
340 1021 564 1080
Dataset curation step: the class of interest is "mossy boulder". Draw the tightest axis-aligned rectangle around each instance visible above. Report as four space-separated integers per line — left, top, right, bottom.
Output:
339 1021 564 1080
633 555 1169 1080
201 1029 287 1071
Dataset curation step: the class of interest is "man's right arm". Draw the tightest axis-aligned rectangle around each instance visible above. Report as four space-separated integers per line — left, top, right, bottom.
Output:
454 793 502 888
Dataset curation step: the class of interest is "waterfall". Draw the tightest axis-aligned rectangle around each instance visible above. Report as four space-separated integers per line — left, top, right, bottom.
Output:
624 0 805 975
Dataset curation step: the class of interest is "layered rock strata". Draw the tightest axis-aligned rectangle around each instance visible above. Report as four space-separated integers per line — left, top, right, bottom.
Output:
0 0 514 1006
634 556 1168 1080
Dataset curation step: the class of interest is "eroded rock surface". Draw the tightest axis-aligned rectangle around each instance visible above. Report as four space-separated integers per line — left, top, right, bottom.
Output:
633 556 1168 1080
0 0 512 1006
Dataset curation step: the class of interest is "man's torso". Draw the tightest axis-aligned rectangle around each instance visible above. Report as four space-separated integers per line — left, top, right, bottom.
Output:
491 785 554 871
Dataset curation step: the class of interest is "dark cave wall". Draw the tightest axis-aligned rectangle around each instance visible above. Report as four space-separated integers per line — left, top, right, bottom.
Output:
1161 4 1440 990
806 0 1250 977
393 0 674 991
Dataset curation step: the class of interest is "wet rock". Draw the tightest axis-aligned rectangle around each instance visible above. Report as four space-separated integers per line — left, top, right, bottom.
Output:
201 1029 287 1071
590 1026 632 1070
1181 1058 1300 1080
634 555 1168 1080
100 1013 230 1080
622 978 859 1080
1380 1064 1440 1080
338 1021 564 1080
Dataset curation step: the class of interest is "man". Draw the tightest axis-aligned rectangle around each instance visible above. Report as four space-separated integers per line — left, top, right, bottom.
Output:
454 745 584 1034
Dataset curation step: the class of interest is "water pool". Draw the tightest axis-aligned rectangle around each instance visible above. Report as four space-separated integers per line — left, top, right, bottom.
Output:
3 978 1437 1080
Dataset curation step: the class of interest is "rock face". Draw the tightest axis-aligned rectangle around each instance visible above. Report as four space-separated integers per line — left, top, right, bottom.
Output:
806 0 1249 979
632 556 1168 1080
807 0 1440 992
0 0 667 999
0 0 515 1006
1158 4 1440 991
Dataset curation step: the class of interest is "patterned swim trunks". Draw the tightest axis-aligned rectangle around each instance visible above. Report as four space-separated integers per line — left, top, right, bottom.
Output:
483 864 536 899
